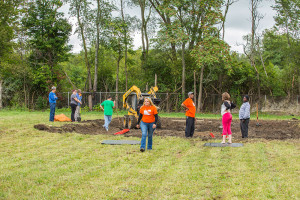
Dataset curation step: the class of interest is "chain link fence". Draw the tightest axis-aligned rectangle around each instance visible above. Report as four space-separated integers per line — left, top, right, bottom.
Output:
57 92 300 114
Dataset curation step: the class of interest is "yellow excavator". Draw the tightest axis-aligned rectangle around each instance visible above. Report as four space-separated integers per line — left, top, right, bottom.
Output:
123 85 161 129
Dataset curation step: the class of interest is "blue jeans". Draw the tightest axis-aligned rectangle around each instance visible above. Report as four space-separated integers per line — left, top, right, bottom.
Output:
49 103 56 121
140 121 155 150
104 115 112 130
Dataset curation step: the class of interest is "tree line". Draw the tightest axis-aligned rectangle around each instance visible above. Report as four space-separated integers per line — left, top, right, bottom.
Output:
0 0 299 111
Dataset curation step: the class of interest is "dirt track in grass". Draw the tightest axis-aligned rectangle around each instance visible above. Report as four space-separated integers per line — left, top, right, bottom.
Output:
34 117 300 141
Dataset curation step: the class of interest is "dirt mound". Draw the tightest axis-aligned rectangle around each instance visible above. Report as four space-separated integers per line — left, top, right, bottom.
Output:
34 117 300 140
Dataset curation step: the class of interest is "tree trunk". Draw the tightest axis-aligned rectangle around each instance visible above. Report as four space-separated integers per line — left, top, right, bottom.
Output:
181 42 186 102
115 39 122 109
116 58 120 109
139 0 146 61
0 79 2 109
197 66 204 112
94 0 101 93
121 0 128 91
76 3 93 110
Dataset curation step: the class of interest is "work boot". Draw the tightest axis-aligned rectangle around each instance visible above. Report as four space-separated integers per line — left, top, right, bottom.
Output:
140 148 145 152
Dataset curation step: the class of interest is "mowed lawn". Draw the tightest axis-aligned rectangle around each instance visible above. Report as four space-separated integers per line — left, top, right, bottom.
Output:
0 111 299 199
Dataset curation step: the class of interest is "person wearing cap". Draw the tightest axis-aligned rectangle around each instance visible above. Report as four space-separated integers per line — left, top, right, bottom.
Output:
239 95 251 138
49 86 58 122
75 89 82 122
181 92 196 138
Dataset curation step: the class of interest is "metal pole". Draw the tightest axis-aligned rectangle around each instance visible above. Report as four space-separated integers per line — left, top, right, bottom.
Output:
100 92 102 104
67 92 69 108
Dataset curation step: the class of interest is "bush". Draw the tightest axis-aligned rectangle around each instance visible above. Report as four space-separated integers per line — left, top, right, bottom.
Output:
36 96 47 110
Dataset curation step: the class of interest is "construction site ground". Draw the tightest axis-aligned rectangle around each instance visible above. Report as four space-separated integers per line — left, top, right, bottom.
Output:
34 117 300 141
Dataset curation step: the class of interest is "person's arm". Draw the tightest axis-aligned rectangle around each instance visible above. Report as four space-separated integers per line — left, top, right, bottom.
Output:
113 101 116 108
181 103 188 111
49 93 54 102
154 114 158 124
243 103 250 119
100 102 104 110
136 113 143 128
224 101 231 110
74 97 81 104
240 104 246 122
230 102 236 109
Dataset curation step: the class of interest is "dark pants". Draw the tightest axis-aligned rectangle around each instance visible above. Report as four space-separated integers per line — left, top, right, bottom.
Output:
185 117 195 137
240 119 250 138
49 103 56 121
71 104 77 122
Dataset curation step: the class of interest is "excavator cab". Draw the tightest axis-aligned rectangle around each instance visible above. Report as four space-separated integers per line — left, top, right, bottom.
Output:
123 85 161 129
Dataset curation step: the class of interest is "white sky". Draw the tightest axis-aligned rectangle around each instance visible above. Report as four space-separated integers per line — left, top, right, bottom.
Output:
60 0 276 54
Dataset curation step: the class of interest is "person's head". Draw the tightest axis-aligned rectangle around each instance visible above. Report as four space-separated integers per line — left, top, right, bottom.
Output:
72 89 77 94
78 89 82 94
222 92 230 101
51 86 56 93
188 92 194 99
143 97 154 107
107 96 112 100
243 95 249 102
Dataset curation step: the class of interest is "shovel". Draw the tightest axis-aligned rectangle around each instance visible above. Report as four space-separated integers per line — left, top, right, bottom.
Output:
256 103 260 126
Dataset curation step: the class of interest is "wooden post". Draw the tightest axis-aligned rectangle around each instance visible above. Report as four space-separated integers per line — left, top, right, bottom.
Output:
166 93 169 113
0 79 2 109
194 70 197 108
155 74 157 87
68 92 70 108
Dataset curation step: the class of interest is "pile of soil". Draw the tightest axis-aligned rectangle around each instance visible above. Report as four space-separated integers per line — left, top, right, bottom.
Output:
34 117 300 140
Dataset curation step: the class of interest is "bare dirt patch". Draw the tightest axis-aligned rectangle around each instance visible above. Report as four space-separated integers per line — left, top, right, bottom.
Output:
34 117 300 140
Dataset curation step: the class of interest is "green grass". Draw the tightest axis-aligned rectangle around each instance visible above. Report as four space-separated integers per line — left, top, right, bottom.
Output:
0 111 299 199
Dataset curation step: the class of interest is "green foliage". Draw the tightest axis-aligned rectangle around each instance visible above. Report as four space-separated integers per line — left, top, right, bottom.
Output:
36 96 47 110
22 0 72 92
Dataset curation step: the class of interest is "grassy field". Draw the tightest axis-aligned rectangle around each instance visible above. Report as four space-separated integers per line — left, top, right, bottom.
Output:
0 111 299 199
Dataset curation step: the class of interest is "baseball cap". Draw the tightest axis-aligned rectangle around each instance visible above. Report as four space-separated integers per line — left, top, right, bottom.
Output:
51 86 56 90
188 92 194 96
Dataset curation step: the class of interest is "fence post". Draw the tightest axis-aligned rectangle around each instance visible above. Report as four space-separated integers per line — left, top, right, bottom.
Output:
67 92 69 108
166 93 169 113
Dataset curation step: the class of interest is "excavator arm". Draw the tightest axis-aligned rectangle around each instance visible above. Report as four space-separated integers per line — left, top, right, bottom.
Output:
123 85 142 113
147 86 158 98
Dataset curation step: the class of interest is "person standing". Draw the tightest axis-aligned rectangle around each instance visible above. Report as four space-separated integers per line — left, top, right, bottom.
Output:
100 96 115 131
181 92 196 138
221 92 236 144
70 90 81 122
136 98 158 152
75 89 82 122
49 86 58 122
239 95 251 138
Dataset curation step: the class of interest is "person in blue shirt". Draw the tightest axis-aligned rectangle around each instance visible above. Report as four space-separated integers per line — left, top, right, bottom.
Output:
49 86 58 122
239 95 251 138
75 89 82 121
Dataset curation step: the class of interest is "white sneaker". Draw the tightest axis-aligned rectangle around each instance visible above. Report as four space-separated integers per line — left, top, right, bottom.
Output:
106 128 108 132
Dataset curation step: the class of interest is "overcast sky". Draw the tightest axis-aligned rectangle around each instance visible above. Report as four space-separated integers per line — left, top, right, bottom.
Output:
60 0 277 54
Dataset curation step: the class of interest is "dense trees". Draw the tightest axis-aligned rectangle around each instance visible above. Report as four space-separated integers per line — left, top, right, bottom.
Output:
0 0 299 110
